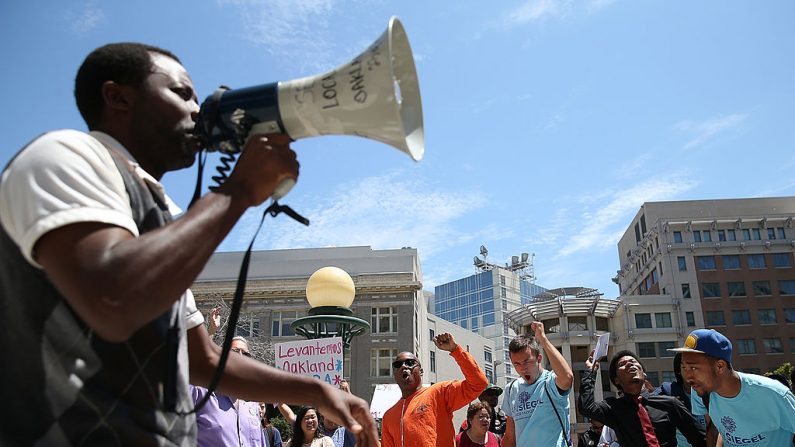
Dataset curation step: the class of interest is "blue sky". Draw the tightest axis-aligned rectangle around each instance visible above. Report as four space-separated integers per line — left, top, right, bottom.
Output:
2 1 794 298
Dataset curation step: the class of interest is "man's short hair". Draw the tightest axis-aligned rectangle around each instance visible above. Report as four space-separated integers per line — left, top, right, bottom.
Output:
231 335 249 348
608 350 644 391
74 42 181 129
673 352 684 384
508 333 540 356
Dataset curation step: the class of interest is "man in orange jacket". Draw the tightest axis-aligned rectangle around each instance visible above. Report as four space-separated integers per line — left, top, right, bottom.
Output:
381 332 488 447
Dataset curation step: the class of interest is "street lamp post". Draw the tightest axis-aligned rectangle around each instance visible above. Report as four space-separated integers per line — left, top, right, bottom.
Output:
291 267 371 380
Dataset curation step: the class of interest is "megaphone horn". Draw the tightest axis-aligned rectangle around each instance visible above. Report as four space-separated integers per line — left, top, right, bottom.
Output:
194 16 424 199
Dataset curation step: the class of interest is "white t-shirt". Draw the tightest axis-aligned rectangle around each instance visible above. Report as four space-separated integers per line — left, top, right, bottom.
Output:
0 129 203 328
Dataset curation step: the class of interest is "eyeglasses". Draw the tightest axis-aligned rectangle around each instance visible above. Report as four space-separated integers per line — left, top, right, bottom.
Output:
392 359 418 369
232 347 252 357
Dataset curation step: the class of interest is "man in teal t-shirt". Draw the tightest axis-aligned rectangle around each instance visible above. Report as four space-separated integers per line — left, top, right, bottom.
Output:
672 328 795 446
501 322 573 447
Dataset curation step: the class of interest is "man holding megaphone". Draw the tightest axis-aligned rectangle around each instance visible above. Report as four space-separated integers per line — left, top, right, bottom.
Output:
0 42 378 447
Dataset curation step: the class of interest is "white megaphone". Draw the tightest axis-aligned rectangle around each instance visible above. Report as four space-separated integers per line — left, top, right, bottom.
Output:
194 16 424 200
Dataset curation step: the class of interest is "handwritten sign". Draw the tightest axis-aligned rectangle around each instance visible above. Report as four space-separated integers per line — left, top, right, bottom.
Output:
275 337 344 386
369 383 402 419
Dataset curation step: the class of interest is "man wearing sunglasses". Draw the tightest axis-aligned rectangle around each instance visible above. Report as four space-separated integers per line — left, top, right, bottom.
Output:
381 332 488 447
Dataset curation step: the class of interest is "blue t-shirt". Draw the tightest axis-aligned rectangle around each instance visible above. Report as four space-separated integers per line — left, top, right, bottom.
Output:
502 369 570 446
691 372 795 447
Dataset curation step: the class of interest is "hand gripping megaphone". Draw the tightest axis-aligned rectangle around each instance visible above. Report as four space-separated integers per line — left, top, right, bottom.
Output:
193 16 424 200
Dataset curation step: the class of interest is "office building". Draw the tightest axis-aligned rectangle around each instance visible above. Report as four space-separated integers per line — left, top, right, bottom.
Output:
434 250 546 388
613 197 795 373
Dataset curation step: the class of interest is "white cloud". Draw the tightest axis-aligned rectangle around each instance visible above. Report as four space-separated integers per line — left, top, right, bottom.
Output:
68 4 105 34
217 0 338 72
674 113 749 150
504 0 572 25
530 174 697 257
223 171 488 263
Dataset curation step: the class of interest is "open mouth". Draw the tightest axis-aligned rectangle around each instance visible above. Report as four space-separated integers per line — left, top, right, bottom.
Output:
401 370 411 381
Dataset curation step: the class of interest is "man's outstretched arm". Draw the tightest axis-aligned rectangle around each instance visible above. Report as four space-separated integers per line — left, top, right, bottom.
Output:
434 332 488 410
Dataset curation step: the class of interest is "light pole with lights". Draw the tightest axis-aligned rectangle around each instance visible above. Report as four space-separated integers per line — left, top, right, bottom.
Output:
291 266 371 381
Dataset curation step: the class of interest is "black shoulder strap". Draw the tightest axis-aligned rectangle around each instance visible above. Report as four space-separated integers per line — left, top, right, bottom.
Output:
543 377 572 447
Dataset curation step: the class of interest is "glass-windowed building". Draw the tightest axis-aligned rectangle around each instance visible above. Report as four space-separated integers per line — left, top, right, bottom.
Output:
434 267 546 388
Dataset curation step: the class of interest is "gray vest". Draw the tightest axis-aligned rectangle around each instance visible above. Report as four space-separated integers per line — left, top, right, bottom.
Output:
0 137 195 446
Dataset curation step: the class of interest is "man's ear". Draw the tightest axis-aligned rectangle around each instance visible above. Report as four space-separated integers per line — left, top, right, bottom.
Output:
101 81 135 113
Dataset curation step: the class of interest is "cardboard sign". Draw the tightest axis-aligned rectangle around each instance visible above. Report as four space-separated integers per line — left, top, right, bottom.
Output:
370 383 402 419
275 337 345 386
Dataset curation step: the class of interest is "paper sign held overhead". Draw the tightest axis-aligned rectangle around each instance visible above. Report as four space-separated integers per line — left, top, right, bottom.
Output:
594 332 610 361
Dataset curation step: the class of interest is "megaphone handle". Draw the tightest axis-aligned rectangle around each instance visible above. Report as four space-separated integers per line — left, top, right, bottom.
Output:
271 178 295 201
265 200 310 226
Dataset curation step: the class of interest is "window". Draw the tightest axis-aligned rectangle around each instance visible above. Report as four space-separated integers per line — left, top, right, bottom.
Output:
673 231 683 243
706 311 725 326
779 280 795 295
430 351 436 373
272 311 299 337
718 230 726 241
696 256 716 270
703 230 712 242
429 329 435 341
645 372 660 386
637 342 656 358
727 282 746 297
784 309 795 324
763 338 783 354
661 371 677 384
471 317 479 332
773 253 793 268
500 275 506 285
693 231 702 243
736 339 757 355
778 227 786 239
727 229 736 241
677 256 687 271
702 283 721 298
484 349 493 363
747 254 766 269
658 341 675 357
371 307 398 333
686 311 696 327
568 316 587 331
752 228 761 240
485 365 494 385
758 309 777 325
752 281 772 296
595 317 609 331
791 338 795 353
543 319 560 333
767 228 776 240
731 309 751 325
681 283 691 299
370 348 398 377
635 313 653 329
722 255 741 270
655 313 672 328
742 229 751 240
